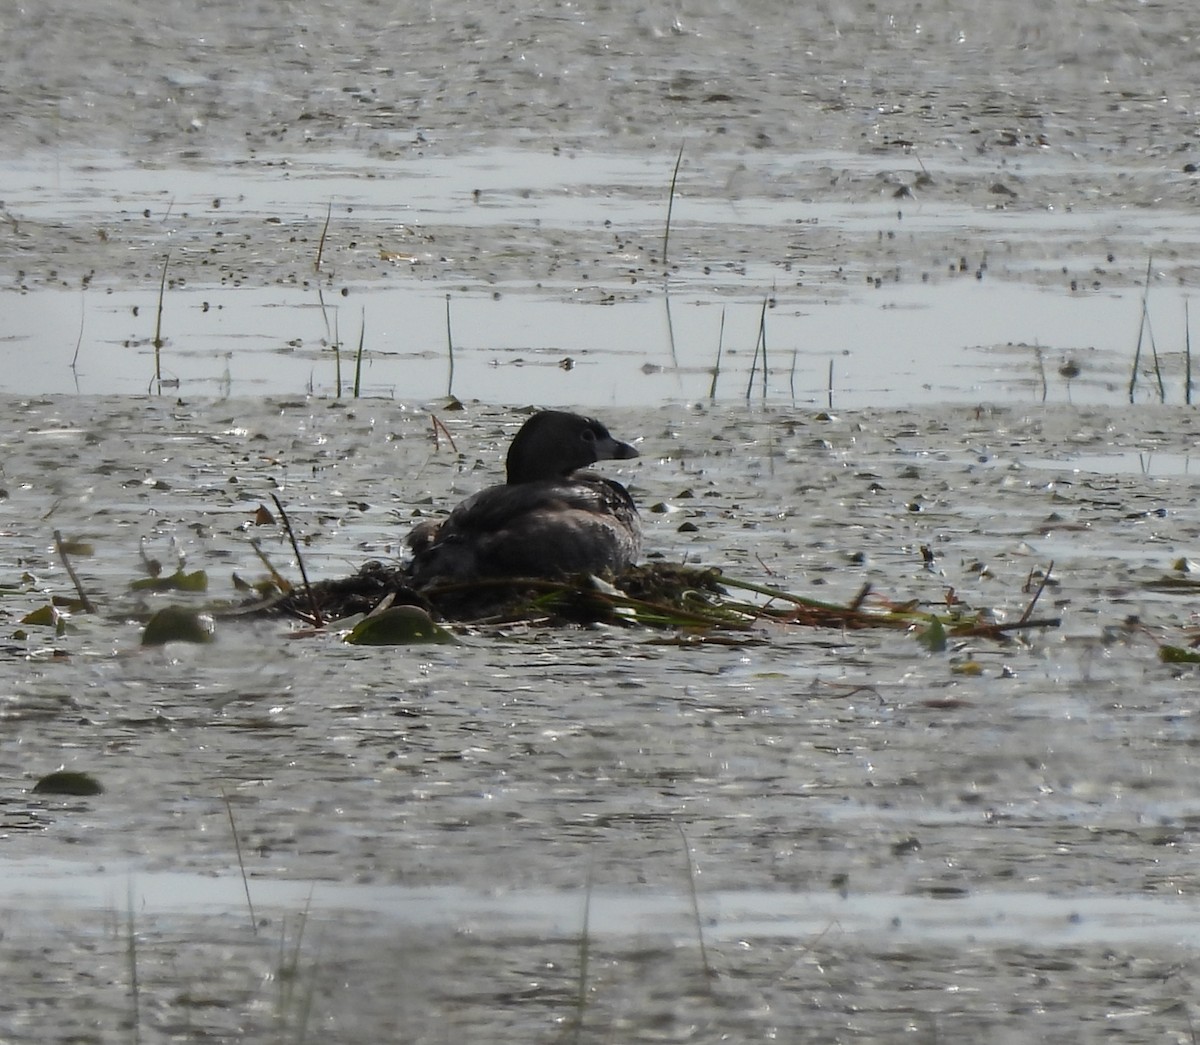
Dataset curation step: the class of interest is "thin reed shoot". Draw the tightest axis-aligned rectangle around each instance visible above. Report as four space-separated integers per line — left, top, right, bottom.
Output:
72 294 85 370
1186 298 1193 406
273 903 321 1045
445 293 456 397
1128 256 1161 402
221 787 258 934
353 308 366 398
54 528 97 613
152 252 170 389
430 413 459 453
677 823 713 981
745 297 769 399
271 494 324 627
126 880 140 1045
332 309 342 398
569 862 595 1043
708 307 725 400
662 142 685 269
315 200 332 273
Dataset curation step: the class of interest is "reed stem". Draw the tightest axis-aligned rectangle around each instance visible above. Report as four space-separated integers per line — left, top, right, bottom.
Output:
662 142 685 269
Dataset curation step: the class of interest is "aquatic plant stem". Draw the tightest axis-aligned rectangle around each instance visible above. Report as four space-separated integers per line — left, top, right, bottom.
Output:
1019 561 1054 625
1129 256 1152 402
445 293 455 397
270 494 324 627
708 306 725 400
1147 302 1165 403
292 934 321 1045
1034 342 1048 402
848 581 873 613
759 298 769 399
677 823 713 981
662 141 685 269
53 529 97 613
353 308 365 398
430 414 459 453
571 860 594 1042
745 298 769 399
152 252 169 390
71 294 85 370
663 284 680 370
332 309 342 398
277 897 312 1014
126 880 140 1045
315 199 332 273
1186 298 1193 406
221 787 258 934
248 537 291 592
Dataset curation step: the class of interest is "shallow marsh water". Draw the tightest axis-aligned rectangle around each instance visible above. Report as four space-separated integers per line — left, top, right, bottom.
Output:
5 398 1200 1043
4 1 1200 1042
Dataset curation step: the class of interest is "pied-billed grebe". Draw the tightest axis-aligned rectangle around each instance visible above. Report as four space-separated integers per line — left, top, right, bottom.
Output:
406 410 641 588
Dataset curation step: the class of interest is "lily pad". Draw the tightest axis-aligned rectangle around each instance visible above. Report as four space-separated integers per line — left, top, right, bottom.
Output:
131 569 209 593
33 770 104 796
142 606 216 646
345 606 456 646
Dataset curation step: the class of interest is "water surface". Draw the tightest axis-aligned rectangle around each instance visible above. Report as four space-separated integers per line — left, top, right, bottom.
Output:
3 1 1200 1042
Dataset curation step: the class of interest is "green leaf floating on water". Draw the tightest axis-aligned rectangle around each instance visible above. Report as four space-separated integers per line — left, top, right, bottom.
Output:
21 604 61 627
345 606 457 645
131 569 209 592
915 614 948 652
32 770 104 796
142 606 216 646
20 604 70 636
1160 645 1200 664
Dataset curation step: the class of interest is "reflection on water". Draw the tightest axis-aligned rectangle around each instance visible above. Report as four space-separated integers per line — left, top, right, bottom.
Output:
1021 451 1197 476
3 278 1188 407
3 147 1196 407
8 856 1200 948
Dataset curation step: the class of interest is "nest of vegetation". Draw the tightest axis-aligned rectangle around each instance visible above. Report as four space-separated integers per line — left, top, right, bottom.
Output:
256 559 1060 643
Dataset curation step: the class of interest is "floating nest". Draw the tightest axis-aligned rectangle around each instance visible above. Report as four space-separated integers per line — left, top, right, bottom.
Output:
251 559 1060 643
